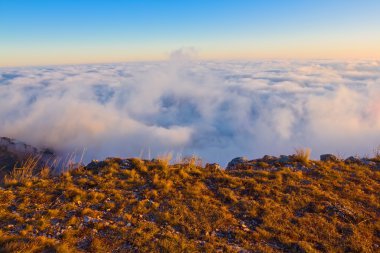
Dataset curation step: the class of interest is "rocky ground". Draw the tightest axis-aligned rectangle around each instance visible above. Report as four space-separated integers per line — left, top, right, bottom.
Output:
0 139 379 252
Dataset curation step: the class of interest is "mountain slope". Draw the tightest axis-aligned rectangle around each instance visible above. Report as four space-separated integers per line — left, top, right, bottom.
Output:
0 156 379 252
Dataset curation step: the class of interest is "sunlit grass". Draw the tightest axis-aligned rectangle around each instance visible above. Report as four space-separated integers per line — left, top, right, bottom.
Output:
0 154 379 252
293 147 311 165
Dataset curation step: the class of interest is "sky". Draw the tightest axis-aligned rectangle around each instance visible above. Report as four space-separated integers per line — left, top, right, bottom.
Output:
1 0 380 67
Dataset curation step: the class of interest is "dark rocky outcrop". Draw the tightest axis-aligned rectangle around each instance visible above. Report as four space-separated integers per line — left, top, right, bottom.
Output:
344 156 362 164
320 154 340 162
0 137 56 179
226 157 248 170
205 163 221 172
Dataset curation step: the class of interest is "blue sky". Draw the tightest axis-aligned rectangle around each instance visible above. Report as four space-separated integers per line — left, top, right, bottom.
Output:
1 0 380 66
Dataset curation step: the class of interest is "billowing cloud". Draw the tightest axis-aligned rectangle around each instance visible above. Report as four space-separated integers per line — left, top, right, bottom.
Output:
1 59 380 165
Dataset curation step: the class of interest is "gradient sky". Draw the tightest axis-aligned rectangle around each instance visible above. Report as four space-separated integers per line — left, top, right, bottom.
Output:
1 0 380 67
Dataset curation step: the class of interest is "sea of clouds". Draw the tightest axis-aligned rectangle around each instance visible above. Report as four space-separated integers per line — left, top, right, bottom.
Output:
1 54 380 165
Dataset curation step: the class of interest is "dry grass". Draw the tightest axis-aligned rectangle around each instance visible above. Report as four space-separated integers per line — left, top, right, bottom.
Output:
293 147 311 165
373 146 380 162
156 152 173 167
181 155 203 167
0 155 379 252
3 156 41 186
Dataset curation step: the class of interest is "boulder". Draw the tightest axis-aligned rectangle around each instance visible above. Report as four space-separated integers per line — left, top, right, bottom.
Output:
344 156 362 164
205 163 221 171
361 159 376 167
226 157 248 170
279 155 291 163
320 154 339 162
261 155 278 162
86 160 107 170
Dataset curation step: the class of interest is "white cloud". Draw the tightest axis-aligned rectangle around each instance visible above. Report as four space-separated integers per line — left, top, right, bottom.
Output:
1 59 380 165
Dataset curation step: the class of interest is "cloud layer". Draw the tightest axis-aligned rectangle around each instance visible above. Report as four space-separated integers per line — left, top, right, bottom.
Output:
1 59 380 165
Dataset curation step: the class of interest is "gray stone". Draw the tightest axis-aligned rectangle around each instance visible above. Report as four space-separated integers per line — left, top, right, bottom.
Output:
320 154 339 162
226 157 248 170
84 216 101 224
279 155 290 163
344 156 362 164
361 159 376 167
262 155 278 162
83 216 91 223
121 159 134 170
205 163 221 171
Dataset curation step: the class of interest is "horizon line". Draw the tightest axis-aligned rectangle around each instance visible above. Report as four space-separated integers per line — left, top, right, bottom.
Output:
1 56 379 69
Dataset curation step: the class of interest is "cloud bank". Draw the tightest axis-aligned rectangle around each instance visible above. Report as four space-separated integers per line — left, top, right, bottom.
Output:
1 58 380 165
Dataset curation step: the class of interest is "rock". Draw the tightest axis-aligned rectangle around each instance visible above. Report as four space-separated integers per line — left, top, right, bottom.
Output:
262 155 278 162
205 163 221 171
83 216 91 223
320 154 339 162
0 137 57 178
297 165 310 172
83 216 101 224
361 159 376 167
226 157 248 170
344 156 362 164
279 155 290 163
86 160 107 170
120 159 134 170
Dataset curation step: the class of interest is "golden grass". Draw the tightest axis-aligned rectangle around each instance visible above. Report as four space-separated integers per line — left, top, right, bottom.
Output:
294 147 311 164
3 156 41 186
0 156 379 252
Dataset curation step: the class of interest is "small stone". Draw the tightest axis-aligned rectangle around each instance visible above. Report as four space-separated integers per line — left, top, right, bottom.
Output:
84 216 91 223
84 216 100 223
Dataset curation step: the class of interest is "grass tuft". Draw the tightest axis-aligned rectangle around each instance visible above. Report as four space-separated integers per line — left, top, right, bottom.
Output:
293 147 311 164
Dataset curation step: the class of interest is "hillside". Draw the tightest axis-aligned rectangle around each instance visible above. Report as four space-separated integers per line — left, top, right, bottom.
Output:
0 152 379 252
